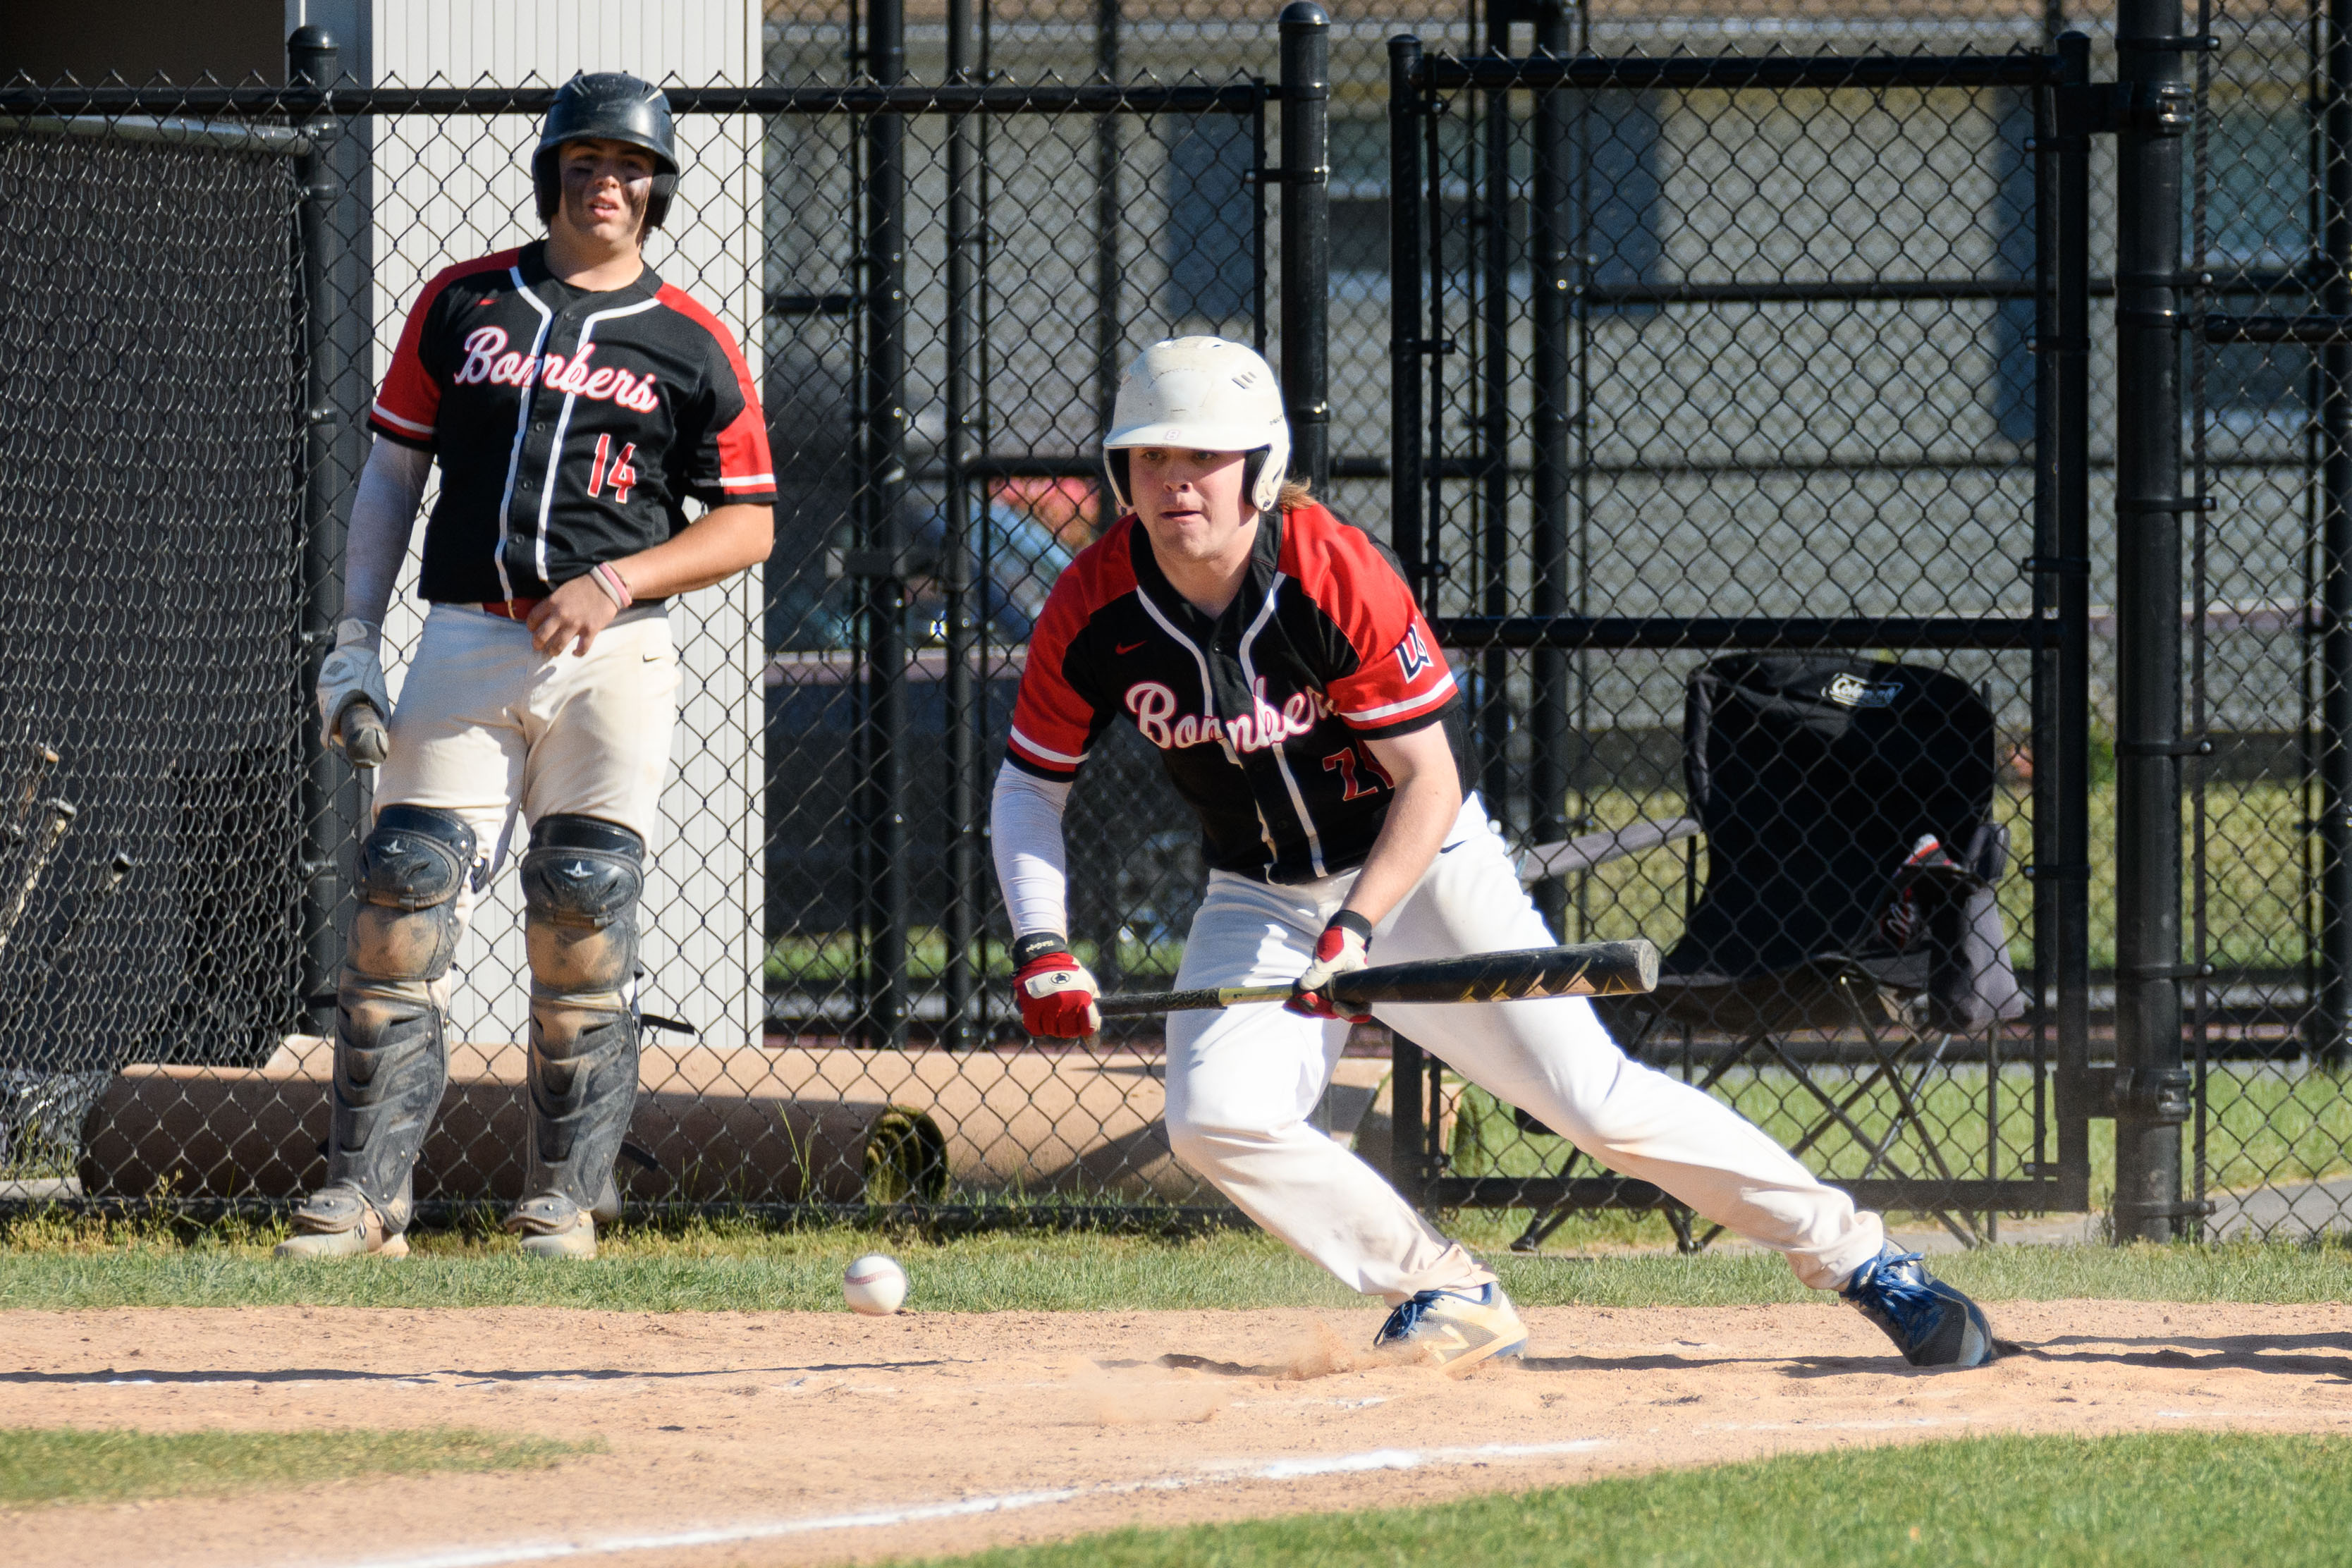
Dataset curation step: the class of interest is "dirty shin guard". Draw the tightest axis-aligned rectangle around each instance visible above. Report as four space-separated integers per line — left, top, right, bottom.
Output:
520 815 644 1215
324 804 473 1232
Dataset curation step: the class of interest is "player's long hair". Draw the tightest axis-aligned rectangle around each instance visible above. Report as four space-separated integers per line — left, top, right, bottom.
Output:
1278 478 1315 512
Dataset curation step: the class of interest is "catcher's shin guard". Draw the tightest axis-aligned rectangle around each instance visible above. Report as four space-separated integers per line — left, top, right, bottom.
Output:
288 805 473 1253
513 815 643 1244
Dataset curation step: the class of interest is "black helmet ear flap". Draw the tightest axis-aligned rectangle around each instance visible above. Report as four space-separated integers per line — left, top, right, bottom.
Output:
1103 450 1133 513
644 171 677 232
533 151 678 232
1242 448 1270 510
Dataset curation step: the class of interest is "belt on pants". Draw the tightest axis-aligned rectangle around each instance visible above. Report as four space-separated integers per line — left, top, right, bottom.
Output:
472 598 544 621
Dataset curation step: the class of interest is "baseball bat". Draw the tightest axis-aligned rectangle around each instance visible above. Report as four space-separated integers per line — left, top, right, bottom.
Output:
1094 938 1660 1019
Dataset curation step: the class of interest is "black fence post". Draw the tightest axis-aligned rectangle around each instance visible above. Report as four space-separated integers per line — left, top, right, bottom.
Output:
861 0 911 1050
2047 31 2096 1211
2315 0 2352 1065
1384 32 1438 1213
1279 1 1330 492
2112 2 2195 1239
1527 0 1573 937
290 25 350 1034
1475 0 1513 821
941 0 981 1051
1388 33 1426 589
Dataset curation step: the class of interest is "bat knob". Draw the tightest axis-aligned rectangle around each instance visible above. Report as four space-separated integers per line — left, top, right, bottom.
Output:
341 702 390 769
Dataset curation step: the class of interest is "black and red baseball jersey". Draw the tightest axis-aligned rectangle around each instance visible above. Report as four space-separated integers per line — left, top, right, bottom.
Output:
1006 500 1460 882
369 241 777 604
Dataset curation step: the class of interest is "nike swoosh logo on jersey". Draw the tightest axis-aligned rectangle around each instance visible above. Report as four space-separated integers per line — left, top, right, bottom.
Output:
1116 640 1147 655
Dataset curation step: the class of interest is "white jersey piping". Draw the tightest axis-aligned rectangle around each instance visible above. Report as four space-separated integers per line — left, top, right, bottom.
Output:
1238 572 1326 878
1339 670 1458 725
492 268 556 602
534 294 663 589
1132 583 1282 867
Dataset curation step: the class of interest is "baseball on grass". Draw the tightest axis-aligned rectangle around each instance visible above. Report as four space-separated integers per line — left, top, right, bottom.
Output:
843 1253 909 1316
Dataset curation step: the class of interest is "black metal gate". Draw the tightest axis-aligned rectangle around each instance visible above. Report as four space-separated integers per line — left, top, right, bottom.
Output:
1383 31 2096 1240
2186 0 2352 1240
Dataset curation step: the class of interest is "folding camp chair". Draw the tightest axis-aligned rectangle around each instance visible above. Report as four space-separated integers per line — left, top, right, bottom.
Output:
1509 654 2026 1252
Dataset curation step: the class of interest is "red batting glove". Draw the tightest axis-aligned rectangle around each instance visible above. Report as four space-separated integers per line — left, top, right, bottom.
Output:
1012 934 1101 1038
1286 911 1375 1022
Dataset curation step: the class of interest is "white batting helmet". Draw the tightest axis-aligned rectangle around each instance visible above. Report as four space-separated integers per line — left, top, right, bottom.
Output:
1101 336 1290 515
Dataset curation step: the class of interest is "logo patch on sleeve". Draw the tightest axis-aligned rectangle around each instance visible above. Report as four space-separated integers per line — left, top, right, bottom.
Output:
1394 625 1433 681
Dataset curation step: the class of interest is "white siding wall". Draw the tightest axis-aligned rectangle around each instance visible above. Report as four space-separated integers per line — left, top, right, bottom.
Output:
365 1 768 1052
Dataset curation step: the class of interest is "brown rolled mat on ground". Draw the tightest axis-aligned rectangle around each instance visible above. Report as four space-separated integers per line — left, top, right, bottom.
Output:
75 1041 1407 1207
78 1039 895 1206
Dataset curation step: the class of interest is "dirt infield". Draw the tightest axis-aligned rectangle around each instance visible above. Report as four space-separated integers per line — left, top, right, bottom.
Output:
4 1301 2348 1567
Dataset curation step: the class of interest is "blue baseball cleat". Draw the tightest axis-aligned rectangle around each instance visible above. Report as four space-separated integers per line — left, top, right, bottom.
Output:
1373 1282 1528 1373
1839 1243 1997 1368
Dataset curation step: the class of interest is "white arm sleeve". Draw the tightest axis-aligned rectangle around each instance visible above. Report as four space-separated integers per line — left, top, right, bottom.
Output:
340 438 432 630
991 763 1073 940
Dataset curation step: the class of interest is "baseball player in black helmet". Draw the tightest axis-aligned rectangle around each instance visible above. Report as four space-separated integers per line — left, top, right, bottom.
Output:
281 72 778 1261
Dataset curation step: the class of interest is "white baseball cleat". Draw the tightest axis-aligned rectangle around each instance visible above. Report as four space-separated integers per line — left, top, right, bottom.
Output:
273 1186 409 1259
505 1194 598 1259
1372 1282 1528 1372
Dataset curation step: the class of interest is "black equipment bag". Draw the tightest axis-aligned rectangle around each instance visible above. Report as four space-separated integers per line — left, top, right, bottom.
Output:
1658 654 2023 1033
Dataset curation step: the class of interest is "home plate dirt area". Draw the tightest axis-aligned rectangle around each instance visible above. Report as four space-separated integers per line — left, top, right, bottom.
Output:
6 1303 2351 1568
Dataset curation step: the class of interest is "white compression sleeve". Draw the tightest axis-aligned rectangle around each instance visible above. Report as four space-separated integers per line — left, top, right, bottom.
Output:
991 763 1073 940
340 438 432 630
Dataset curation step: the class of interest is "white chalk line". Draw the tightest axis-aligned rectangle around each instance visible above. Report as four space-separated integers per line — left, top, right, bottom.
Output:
307 1438 1612 1568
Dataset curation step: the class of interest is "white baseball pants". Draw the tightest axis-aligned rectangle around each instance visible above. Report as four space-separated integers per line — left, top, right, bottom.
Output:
372 602 679 933
1163 797 1887 1302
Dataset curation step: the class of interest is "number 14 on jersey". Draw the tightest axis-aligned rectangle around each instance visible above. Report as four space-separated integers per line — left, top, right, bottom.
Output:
587 434 639 503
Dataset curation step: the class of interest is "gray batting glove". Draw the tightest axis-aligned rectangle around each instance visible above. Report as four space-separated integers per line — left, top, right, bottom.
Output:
317 618 393 754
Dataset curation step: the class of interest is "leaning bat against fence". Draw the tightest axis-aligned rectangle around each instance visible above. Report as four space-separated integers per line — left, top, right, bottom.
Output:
1092 938 1660 1019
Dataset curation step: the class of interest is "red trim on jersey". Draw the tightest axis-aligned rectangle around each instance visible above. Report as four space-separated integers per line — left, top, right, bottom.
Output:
654 283 776 491
1005 515 1141 776
1278 502 1457 732
369 249 521 446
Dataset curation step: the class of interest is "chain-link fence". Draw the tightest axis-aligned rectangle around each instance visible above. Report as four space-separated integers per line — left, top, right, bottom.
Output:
0 21 1310 1220
1382 36 2089 1247
6 0 2352 1243
2186 0 2352 1239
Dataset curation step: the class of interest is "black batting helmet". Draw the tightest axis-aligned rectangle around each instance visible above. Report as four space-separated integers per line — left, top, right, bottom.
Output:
532 72 680 232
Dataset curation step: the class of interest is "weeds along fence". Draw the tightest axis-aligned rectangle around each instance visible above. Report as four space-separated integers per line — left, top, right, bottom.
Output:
2 1 2351 1243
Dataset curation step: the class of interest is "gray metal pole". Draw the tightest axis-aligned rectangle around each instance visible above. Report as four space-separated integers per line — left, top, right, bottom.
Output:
2112 1 2195 1239
862 0 910 1050
1527 0 1572 938
943 0 981 1049
1279 1 1330 493
2314 0 2352 1065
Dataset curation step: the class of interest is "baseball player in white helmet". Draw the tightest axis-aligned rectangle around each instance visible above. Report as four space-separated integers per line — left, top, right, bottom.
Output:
992 336 1996 1370
279 73 777 1261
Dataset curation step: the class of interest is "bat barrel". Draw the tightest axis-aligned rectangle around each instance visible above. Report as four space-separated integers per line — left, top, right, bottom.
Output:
1326 938 1660 1007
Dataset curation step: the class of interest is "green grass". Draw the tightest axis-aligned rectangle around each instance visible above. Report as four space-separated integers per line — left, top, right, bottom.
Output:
2 1208 2348 1311
1546 780 2309 976
1449 1060 2352 1205
0 1425 596 1508
893 1431 2352 1568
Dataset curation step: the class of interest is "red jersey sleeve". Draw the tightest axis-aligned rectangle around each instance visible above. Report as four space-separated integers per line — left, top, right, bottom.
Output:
1005 576 1102 778
656 283 778 507
1288 506 1459 737
1005 522 1141 777
369 254 507 447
